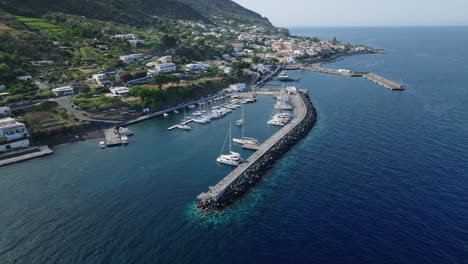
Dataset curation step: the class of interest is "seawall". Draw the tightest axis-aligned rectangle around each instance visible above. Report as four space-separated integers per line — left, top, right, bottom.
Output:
196 92 317 211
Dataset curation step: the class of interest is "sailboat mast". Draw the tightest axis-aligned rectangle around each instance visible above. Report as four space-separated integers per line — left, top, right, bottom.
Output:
229 122 232 152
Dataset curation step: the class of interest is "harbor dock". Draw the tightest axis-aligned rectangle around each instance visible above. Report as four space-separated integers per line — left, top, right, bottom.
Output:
197 90 316 210
296 65 405 91
104 128 122 146
242 143 260 151
167 119 193 130
0 146 53 167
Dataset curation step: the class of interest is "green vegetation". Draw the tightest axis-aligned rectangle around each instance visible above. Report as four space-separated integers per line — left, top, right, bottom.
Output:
21 102 89 140
71 95 130 112
132 78 228 108
0 0 271 27
150 73 179 87
5 81 38 95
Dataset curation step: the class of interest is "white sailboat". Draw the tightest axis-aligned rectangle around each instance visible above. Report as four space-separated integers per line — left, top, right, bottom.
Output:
163 113 169 117
236 104 244 126
217 123 244 166
177 124 191 130
233 105 259 146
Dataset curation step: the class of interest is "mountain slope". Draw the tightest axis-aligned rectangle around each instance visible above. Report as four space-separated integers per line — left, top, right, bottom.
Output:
0 0 208 26
177 0 272 26
0 0 271 26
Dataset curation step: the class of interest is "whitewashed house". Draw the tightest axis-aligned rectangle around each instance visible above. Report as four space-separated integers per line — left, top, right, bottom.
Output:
109 87 130 97
147 68 161 77
229 83 247 92
0 117 30 152
185 63 209 72
156 63 176 73
114 34 139 40
52 86 75 97
119 54 144 64
158 56 172 63
17 76 33 81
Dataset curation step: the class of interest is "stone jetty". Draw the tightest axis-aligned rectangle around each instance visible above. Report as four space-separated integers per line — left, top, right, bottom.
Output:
196 91 317 211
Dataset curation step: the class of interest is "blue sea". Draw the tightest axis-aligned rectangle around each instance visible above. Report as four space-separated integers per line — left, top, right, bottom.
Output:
1 27 467 264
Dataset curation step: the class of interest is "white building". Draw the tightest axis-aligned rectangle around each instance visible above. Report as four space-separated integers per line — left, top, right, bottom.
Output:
229 83 247 92
287 86 298 95
114 34 139 40
30 60 54 66
156 63 176 73
0 106 11 117
0 84 6 91
17 76 33 81
109 87 130 97
158 56 172 63
119 54 144 64
52 86 74 97
147 68 161 77
185 63 209 72
92 74 112 87
0 117 30 152
128 39 146 47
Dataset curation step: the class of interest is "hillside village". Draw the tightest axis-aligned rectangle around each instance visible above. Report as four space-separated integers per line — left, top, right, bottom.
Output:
0 12 373 151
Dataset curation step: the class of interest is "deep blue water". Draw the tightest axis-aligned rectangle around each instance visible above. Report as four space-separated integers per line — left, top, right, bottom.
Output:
1 27 467 264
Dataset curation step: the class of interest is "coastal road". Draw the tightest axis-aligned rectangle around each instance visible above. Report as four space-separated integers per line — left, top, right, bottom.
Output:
50 97 122 124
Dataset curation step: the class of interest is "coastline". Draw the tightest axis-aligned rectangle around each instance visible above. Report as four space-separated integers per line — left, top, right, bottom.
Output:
35 50 376 149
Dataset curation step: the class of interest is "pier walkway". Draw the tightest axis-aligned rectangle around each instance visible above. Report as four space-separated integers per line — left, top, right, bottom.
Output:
104 128 122 146
197 91 307 202
300 65 405 90
0 146 53 167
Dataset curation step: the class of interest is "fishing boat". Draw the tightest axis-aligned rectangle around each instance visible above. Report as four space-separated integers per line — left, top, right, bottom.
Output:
121 135 129 144
217 123 244 166
118 127 134 136
99 141 106 148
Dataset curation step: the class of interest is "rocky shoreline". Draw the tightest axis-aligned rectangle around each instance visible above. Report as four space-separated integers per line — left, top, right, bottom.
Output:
197 92 317 211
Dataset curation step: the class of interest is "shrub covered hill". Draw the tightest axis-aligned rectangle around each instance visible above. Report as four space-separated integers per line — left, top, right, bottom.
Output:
0 0 272 26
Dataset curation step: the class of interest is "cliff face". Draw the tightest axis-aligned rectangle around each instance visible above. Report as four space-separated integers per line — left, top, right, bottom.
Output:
0 0 272 26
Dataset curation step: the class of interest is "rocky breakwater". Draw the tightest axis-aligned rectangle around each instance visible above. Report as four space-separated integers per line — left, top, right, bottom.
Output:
197 92 317 211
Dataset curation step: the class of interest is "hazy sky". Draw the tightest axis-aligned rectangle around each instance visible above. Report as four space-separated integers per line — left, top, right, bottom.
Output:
234 0 468 27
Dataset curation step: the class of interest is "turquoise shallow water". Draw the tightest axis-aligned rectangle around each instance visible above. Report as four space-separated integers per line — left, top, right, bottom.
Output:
1 27 467 263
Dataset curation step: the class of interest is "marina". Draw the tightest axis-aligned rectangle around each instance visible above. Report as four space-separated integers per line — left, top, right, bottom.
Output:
197 89 316 210
167 94 257 131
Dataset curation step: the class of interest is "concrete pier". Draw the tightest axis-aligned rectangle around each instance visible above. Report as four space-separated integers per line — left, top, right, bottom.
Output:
362 72 405 90
104 128 122 146
197 91 317 211
301 65 405 91
0 146 53 167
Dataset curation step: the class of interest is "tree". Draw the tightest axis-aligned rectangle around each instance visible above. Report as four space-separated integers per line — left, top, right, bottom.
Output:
251 56 261 64
161 35 178 47
312 37 320 43
150 73 179 88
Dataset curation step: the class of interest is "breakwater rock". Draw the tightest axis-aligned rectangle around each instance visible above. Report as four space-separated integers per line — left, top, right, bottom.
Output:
197 92 317 211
